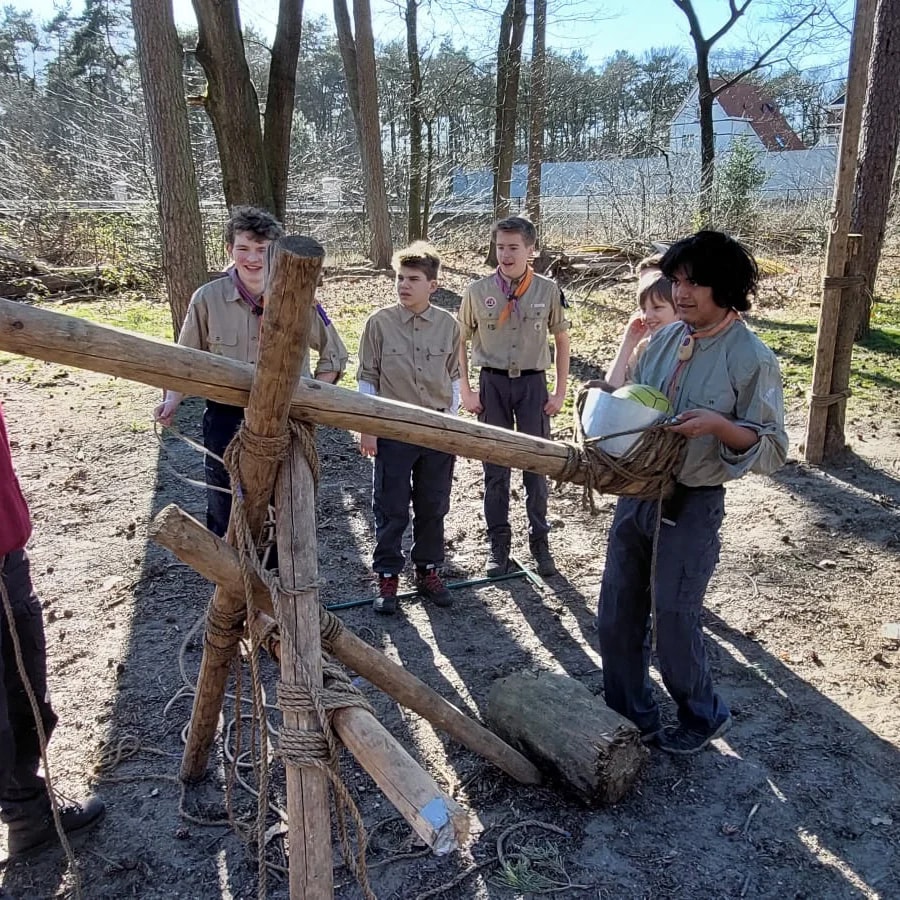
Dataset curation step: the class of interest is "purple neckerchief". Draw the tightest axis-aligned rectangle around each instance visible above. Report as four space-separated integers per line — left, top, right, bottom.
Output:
316 303 331 326
494 268 521 319
229 268 263 317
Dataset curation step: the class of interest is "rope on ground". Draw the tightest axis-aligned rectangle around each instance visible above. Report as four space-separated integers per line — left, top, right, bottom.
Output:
0 571 81 900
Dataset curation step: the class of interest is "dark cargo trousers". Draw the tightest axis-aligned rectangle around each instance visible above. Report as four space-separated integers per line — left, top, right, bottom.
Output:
202 401 245 538
372 438 454 575
0 550 58 810
596 486 731 735
478 369 550 539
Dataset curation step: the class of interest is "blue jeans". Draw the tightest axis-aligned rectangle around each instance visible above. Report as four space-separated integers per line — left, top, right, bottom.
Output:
597 487 730 734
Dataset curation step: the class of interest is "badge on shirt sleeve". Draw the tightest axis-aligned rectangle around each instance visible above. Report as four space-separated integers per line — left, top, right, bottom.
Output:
484 296 497 309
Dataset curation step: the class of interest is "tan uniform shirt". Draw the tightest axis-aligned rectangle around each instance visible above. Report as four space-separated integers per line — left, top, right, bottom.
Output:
458 271 569 372
357 303 460 410
177 272 348 379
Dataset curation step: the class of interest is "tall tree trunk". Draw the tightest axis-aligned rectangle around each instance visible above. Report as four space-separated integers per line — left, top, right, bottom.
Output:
696 52 716 227
422 117 434 240
405 0 423 241
131 0 208 334
334 0 393 267
525 0 546 233
850 0 900 340
488 0 526 265
264 0 304 221
192 0 274 212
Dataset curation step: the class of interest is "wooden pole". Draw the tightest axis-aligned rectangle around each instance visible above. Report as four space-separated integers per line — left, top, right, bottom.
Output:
274 429 333 895
148 504 543 785
181 235 323 782
804 0 877 464
257 620 471 854
0 297 651 494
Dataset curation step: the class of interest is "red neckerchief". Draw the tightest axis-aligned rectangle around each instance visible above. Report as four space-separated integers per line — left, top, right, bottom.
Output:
495 266 534 325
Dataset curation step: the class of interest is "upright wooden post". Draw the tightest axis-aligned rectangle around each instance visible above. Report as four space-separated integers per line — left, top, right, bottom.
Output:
181 236 323 782
274 430 334 896
804 0 877 464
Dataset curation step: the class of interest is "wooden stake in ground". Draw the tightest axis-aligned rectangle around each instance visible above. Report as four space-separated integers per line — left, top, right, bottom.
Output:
148 503 542 786
804 0 877 464
486 670 648 806
181 235 323 782
274 427 334 896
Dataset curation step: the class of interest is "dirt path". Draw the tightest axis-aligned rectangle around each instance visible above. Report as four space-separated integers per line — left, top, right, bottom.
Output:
0 358 898 899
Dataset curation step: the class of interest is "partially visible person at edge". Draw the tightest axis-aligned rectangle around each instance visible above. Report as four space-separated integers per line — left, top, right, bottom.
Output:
604 267 678 389
357 242 461 615
0 402 105 878
153 206 348 538
596 230 788 756
457 216 571 578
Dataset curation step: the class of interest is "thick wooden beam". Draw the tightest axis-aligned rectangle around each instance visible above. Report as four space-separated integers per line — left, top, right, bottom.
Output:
181 236 323 782
804 0 877 464
0 297 651 494
274 429 333 895
148 504 543 786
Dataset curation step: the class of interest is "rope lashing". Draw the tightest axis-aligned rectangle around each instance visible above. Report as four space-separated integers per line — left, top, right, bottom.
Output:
810 389 852 407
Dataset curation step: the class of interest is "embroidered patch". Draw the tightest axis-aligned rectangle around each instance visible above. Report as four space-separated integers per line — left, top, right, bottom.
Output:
532 303 546 308
534 322 542 331
484 296 497 309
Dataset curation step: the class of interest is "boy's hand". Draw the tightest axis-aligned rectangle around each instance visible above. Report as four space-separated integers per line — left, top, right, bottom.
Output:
622 310 647 346
460 386 483 415
544 390 566 416
359 434 378 457
154 398 180 427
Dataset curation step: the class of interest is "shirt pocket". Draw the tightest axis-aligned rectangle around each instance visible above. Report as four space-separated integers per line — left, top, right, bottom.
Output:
683 385 736 416
208 328 239 356
426 343 450 364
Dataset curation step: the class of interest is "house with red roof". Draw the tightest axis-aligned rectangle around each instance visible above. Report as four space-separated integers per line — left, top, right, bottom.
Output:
669 79 806 154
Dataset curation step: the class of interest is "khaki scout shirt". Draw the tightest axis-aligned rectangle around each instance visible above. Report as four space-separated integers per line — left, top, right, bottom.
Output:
177 272 348 379
458 271 569 371
357 303 460 411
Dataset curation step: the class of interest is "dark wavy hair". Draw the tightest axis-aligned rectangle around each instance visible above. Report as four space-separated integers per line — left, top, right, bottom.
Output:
491 215 538 248
225 206 285 245
660 230 758 312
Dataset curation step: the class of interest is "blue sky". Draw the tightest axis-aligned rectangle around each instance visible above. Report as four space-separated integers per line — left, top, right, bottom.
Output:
14 0 849 71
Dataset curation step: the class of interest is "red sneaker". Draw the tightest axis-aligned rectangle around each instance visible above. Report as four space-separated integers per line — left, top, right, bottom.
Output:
415 566 452 607
373 574 399 614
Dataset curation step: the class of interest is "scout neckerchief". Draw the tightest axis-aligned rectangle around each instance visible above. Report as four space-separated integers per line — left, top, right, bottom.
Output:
495 265 534 325
230 266 333 326
665 309 738 403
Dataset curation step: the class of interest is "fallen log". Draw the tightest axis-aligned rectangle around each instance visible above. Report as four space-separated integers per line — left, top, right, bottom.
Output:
0 297 677 497
148 503 542 787
0 265 124 299
486 670 647 806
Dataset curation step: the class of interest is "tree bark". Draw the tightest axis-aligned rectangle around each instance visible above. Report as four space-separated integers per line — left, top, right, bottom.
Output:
191 0 274 212
487 670 648 806
487 0 526 265
263 0 305 221
850 0 900 340
334 0 393 266
130 0 207 334
405 0 423 241
525 0 546 231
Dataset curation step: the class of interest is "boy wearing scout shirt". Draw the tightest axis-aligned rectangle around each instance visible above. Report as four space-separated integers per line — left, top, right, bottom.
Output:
357 242 460 614
154 205 348 537
458 216 570 578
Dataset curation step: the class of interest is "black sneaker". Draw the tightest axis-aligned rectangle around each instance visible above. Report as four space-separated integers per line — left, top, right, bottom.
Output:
657 716 732 755
640 725 663 745
373 574 399 615
5 794 105 859
529 537 558 577
415 566 452 608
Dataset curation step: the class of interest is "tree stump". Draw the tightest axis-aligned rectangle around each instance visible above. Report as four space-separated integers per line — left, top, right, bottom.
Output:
486 670 647 806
